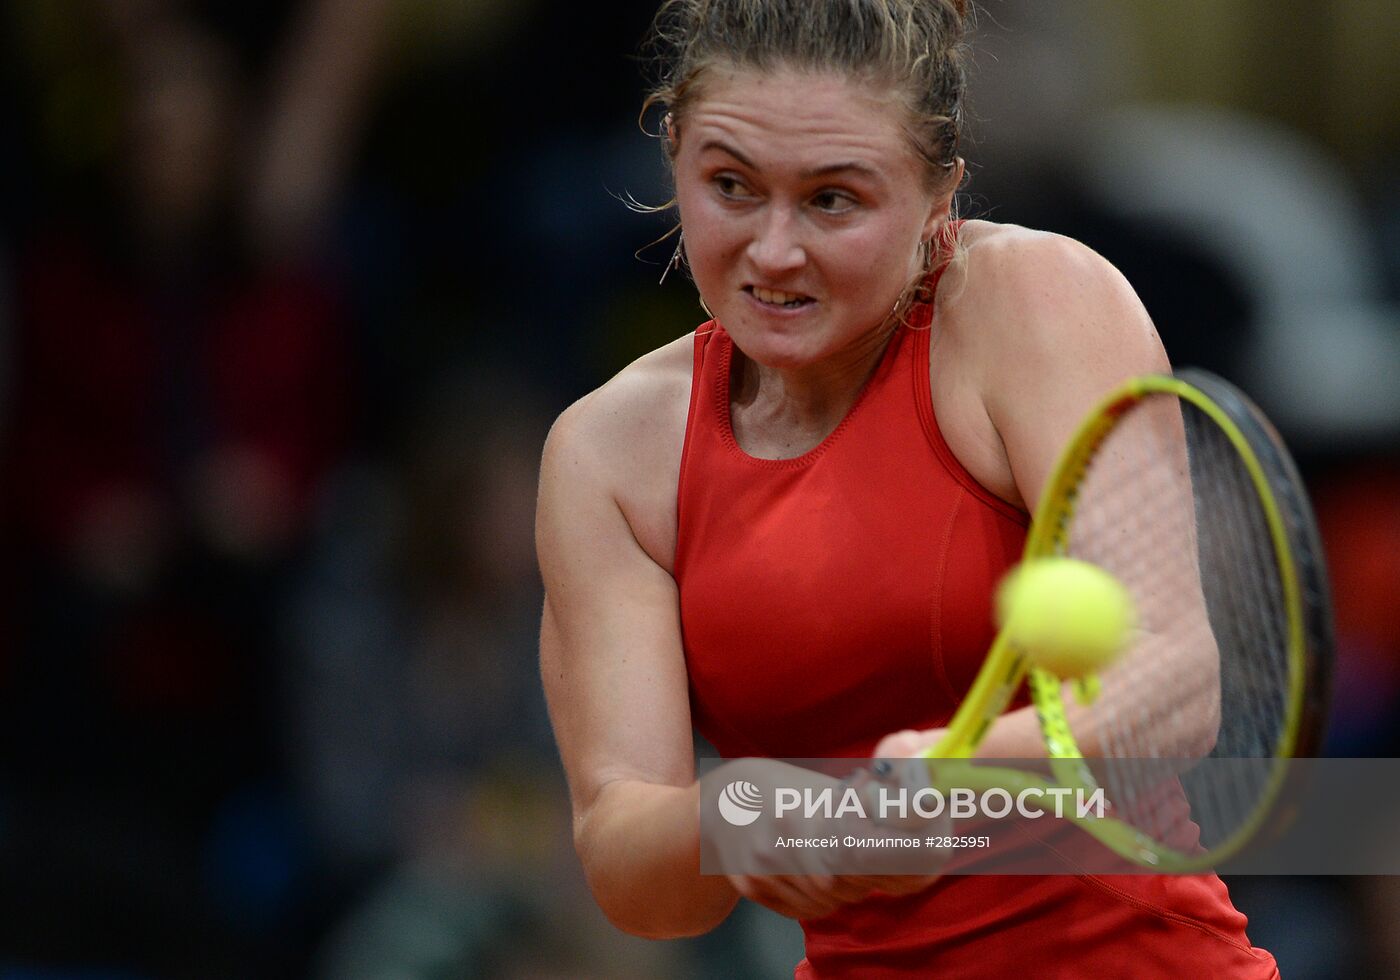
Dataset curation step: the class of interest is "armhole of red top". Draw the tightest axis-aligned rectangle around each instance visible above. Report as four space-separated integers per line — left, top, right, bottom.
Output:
674 324 716 572
911 285 1030 529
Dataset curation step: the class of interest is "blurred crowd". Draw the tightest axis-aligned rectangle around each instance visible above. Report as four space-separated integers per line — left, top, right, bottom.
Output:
0 1 1396 978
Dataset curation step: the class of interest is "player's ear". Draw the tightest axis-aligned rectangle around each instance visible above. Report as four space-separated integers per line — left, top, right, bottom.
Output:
663 112 679 154
921 157 965 241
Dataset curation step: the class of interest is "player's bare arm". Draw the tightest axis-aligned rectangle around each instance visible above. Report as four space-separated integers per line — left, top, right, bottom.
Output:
541 337 944 927
881 224 1201 760
536 338 738 938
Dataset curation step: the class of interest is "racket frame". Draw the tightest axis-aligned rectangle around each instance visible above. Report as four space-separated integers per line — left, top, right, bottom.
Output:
917 371 1328 871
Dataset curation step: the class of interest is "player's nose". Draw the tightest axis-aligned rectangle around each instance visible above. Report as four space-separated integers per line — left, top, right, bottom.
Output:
745 207 806 275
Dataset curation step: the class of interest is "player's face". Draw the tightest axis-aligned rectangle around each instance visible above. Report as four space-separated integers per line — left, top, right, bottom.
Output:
674 66 950 371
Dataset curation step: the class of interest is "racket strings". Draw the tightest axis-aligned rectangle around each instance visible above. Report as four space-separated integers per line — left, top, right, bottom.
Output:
1071 401 1203 844
1190 412 1274 837
1056 395 1294 851
1188 406 1292 845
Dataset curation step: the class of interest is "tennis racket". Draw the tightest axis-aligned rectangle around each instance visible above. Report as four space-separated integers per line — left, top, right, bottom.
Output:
918 369 1333 871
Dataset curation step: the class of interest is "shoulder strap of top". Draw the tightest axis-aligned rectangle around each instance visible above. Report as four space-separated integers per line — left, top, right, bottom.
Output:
677 323 721 521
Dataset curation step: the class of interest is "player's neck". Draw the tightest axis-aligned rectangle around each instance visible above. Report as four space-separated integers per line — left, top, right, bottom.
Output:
728 326 893 458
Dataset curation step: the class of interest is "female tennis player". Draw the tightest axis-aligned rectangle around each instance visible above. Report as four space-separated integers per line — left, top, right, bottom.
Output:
537 1 1279 974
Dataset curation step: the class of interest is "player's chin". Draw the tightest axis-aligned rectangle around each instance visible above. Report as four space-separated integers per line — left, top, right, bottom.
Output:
743 340 823 372
726 319 833 371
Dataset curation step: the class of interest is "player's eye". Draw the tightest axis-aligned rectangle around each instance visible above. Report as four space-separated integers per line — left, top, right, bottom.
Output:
713 174 753 199
811 189 857 214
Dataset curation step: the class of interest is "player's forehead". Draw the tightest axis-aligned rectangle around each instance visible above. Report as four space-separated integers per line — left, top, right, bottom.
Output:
682 65 917 177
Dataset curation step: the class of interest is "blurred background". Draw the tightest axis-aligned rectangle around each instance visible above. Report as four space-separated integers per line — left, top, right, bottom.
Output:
0 0 1397 977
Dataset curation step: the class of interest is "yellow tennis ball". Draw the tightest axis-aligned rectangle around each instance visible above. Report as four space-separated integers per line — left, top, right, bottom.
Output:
996 558 1137 678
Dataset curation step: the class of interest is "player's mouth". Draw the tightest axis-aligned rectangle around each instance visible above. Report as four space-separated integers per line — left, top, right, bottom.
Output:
745 285 815 310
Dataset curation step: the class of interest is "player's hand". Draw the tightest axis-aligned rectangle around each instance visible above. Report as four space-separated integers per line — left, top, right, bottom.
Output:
713 760 946 920
727 773 947 920
726 866 942 920
874 726 948 758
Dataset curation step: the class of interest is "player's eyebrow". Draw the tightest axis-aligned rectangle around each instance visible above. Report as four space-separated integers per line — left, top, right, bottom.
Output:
699 139 758 169
700 140 881 182
798 160 881 181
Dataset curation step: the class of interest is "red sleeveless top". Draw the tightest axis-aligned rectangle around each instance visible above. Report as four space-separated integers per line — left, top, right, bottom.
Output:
672 261 1279 977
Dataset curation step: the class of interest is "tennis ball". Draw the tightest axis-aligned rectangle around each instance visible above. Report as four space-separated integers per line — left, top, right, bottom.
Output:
996 558 1136 678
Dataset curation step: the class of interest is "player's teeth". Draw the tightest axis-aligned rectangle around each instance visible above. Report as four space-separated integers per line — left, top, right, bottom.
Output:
755 287 805 305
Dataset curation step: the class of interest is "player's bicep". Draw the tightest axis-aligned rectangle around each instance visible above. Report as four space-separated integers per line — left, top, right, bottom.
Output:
536 407 695 823
985 236 1170 511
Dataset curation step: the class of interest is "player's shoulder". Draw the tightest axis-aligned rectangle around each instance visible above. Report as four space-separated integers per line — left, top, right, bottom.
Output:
952 219 1161 360
542 331 697 484
959 220 1136 314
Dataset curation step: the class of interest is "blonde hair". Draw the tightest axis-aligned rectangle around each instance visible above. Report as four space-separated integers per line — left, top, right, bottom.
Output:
642 0 970 193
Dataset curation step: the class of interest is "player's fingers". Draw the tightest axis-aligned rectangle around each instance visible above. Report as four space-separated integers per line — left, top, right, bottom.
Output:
819 875 878 904
728 874 823 919
773 875 853 918
852 758 947 834
728 875 848 920
850 873 943 897
873 728 924 758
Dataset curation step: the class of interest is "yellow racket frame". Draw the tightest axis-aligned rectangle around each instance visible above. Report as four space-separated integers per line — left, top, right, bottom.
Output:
918 372 1310 871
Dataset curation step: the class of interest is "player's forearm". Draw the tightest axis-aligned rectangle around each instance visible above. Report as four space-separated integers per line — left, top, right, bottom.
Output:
975 629 1219 761
971 703 1050 758
1059 625 1219 760
575 779 738 939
